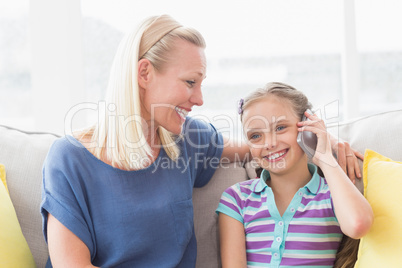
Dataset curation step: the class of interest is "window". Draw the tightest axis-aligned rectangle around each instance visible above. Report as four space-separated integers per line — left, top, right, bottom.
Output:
81 0 344 134
1 0 400 134
0 0 32 129
355 0 402 115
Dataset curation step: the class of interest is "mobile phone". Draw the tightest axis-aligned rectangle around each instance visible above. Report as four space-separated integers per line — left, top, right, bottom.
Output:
296 109 317 158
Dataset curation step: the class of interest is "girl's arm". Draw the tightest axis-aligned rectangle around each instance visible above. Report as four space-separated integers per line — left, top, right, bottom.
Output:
319 162 373 239
219 213 247 268
47 214 99 268
298 112 373 239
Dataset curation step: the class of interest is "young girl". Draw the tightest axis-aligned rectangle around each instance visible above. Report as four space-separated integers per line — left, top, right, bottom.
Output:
216 82 373 268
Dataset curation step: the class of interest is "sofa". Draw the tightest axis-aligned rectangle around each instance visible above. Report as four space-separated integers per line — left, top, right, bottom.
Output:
1 109 401 268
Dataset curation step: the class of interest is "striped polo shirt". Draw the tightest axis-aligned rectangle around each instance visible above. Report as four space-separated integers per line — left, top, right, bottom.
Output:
216 164 343 268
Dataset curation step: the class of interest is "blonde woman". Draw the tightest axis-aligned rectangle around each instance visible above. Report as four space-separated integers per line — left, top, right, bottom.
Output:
41 15 362 267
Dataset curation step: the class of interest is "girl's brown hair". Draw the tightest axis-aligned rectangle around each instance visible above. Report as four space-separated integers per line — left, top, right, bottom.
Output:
241 82 312 122
334 236 360 268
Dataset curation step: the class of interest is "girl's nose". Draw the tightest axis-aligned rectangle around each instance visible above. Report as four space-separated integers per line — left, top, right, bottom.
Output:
265 133 277 149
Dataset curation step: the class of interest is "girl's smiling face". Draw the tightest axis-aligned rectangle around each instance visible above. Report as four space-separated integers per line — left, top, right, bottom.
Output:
242 95 307 176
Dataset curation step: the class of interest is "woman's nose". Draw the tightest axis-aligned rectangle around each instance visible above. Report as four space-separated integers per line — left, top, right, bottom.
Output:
190 86 203 106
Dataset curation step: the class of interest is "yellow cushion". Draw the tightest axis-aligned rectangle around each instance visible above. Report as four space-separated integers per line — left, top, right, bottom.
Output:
354 150 402 267
0 164 36 268
0 164 8 194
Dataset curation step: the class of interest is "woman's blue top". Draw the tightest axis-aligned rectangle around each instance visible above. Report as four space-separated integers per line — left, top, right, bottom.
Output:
41 117 223 267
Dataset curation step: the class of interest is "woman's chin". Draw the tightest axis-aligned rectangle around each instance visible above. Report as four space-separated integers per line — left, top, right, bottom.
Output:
161 123 183 136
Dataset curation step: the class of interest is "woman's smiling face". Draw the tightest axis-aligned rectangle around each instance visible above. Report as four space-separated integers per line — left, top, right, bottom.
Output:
140 38 206 135
242 95 307 176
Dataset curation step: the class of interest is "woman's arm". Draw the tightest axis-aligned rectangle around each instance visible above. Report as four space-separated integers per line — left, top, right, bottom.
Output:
298 112 373 239
47 214 99 268
219 213 247 268
329 134 364 183
221 136 250 163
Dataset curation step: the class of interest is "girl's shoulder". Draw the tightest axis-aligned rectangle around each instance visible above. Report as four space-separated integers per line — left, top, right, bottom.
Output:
238 178 258 188
225 178 260 196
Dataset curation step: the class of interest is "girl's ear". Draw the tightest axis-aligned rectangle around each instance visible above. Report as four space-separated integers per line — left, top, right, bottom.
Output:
138 59 153 89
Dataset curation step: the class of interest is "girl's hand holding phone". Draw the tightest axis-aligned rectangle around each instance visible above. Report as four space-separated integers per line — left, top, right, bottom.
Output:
297 111 338 168
297 110 362 183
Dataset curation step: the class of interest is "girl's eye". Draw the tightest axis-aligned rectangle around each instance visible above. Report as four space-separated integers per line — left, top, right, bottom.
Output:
186 80 195 87
249 134 261 140
276 125 286 132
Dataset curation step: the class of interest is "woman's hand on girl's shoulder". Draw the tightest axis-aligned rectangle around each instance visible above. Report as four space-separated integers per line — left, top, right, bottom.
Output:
330 139 363 184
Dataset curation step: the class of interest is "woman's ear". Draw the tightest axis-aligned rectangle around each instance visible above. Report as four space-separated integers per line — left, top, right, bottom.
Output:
138 59 153 89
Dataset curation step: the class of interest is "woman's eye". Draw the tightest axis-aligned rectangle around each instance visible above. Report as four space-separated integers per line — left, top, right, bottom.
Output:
186 80 195 87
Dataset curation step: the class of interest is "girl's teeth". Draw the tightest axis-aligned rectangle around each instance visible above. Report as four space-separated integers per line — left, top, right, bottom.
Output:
268 151 285 160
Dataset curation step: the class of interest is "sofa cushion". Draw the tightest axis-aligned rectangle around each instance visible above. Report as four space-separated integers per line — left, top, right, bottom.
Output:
327 109 402 164
0 164 36 267
354 149 402 267
0 126 58 268
326 109 402 192
0 164 8 193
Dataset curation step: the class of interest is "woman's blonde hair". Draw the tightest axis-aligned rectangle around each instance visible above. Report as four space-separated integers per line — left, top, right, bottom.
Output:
77 14 206 170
